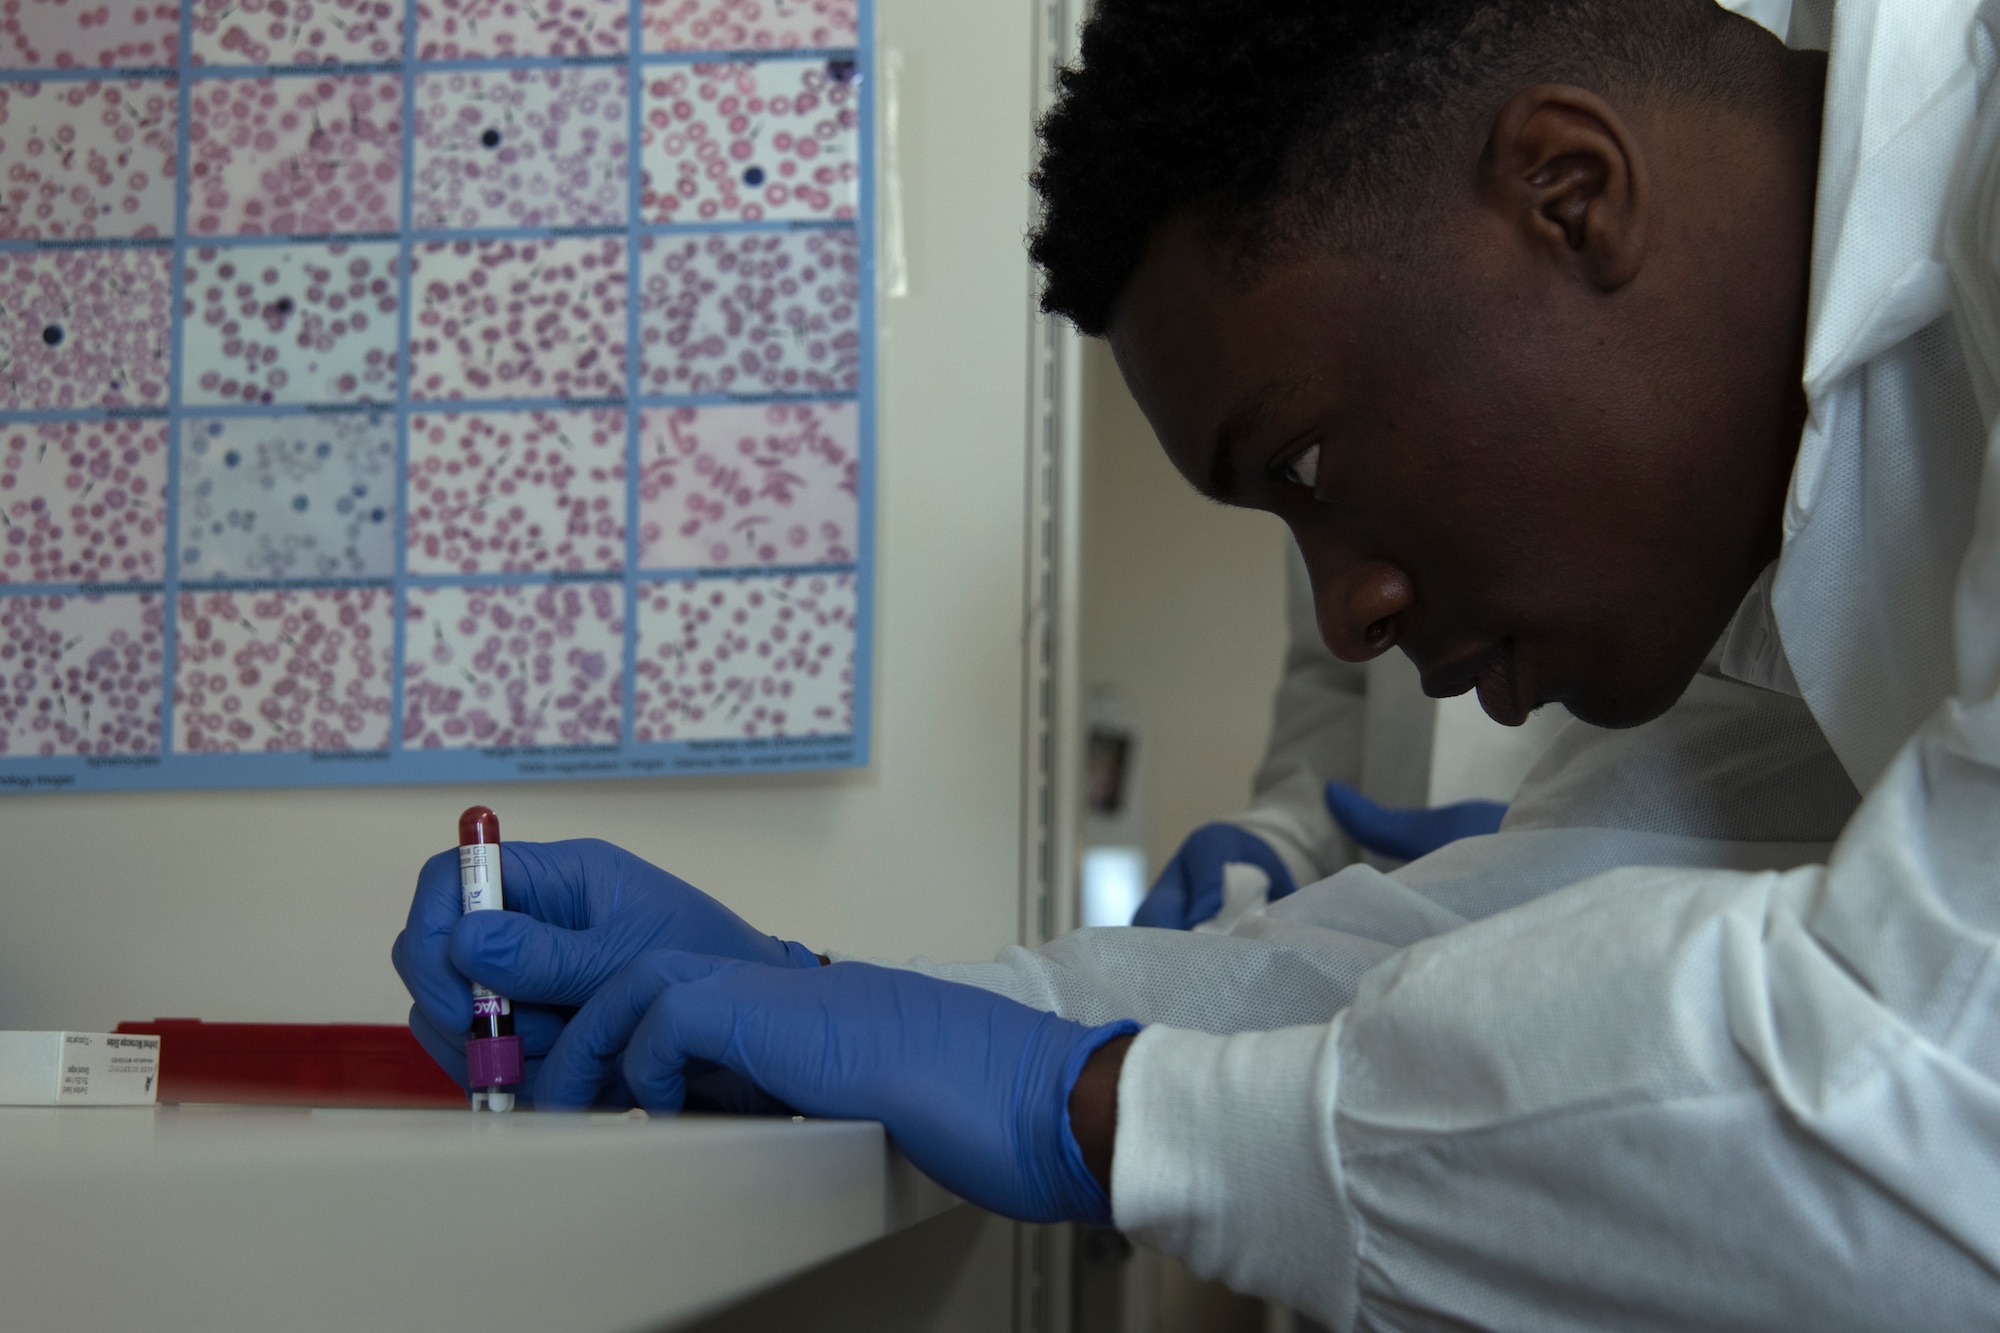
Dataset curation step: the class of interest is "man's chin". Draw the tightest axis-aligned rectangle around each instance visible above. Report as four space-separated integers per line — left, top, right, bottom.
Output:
1557 672 1696 731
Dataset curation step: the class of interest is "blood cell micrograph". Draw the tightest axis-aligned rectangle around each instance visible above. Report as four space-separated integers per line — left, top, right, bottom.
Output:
638 227 857 397
638 401 853 570
191 0 402 66
181 241 400 405
406 407 626 574
0 0 876 789
0 0 182 70
0 590 164 756
0 78 177 239
641 0 855 53
631 570 851 741
401 578 623 747
415 0 626 60
188 73 402 236
0 418 167 584
408 235 627 401
173 585 393 751
640 58 855 224
177 412 396 580
412 67 629 231
0 246 170 409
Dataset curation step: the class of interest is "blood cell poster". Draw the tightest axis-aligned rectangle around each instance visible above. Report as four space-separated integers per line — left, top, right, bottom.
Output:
0 0 871 791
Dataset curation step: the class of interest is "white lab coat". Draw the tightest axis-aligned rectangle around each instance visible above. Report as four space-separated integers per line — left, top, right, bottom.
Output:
871 0 2000 1325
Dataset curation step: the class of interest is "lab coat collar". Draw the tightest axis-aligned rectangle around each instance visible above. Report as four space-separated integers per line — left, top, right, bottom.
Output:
1714 563 1803 697
1792 0 1985 531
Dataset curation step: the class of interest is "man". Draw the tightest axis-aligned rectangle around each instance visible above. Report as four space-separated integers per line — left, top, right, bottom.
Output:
396 0 2000 1324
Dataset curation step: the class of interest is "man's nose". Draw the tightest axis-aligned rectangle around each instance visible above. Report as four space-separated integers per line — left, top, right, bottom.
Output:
1312 559 1414 662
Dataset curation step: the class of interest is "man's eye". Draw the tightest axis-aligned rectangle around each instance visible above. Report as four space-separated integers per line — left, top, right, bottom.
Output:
1283 444 1320 490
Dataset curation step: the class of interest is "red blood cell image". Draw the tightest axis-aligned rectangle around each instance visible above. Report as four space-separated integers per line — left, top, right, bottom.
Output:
406 407 627 574
0 78 177 239
191 0 401 66
402 579 623 747
173 586 393 752
177 412 397 579
188 74 402 236
0 590 164 756
640 58 853 224
638 227 856 396
0 0 181 70
638 402 853 570
0 418 166 583
182 241 401 405
409 236 627 402
641 0 854 53
632 570 851 741
0 246 169 409
415 0 625 59
413 67 628 231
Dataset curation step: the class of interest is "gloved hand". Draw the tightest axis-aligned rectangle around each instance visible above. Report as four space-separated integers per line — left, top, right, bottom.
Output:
1131 822 1297 929
536 952 1139 1225
407 1000 573 1109
392 838 818 1103
1323 780 1507 863
405 998 785 1114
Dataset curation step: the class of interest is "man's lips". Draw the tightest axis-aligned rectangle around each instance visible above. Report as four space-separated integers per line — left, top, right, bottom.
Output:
1475 650 1529 727
1420 640 1529 726
1419 643 1503 701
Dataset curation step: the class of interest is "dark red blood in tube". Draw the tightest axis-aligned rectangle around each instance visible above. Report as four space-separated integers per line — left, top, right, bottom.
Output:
459 806 500 846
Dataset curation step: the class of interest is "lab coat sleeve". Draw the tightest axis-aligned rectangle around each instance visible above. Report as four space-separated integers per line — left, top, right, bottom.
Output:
845 647 1861 1033
1227 543 1368 886
843 817 1847 1035
840 921 1399 1033
1114 841 2000 1329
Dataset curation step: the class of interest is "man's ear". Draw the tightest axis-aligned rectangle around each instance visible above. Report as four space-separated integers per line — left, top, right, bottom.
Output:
1480 84 1649 291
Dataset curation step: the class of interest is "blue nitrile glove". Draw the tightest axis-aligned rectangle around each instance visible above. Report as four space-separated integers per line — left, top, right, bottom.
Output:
1131 822 1297 929
392 838 817 1110
407 1002 620 1110
392 837 818 1033
1322 780 1507 862
536 953 1139 1225
405 1000 786 1114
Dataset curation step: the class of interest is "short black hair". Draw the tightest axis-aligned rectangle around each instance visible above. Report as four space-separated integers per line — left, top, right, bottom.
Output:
1029 0 1774 336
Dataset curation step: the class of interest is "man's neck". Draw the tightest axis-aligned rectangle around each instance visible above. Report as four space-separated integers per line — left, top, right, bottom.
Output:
1783 47 1831 190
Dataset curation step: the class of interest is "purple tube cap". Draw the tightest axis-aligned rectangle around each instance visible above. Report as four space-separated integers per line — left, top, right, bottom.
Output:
467 1034 524 1089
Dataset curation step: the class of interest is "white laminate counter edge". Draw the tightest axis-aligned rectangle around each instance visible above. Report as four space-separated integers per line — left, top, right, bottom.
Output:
0 1106 963 1332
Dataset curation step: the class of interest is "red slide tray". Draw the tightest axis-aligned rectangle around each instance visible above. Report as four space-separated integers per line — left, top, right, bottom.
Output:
115 1018 465 1108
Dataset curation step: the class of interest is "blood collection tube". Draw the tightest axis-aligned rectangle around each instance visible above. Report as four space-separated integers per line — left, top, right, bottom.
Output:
458 805 523 1113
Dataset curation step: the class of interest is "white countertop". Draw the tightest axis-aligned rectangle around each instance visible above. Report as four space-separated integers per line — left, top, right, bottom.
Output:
0 1105 959 1332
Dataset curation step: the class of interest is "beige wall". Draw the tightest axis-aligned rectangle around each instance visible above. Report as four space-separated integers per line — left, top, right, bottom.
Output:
1079 339 1291 879
0 0 1041 1032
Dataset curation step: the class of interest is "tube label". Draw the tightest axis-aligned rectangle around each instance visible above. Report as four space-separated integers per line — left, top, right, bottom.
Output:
459 842 510 1012
459 843 501 913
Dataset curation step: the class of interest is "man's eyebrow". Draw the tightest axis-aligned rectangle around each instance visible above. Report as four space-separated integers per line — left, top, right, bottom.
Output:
1202 377 1313 503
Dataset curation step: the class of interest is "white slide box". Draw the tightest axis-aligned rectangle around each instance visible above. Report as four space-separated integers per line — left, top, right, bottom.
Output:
0 1032 160 1105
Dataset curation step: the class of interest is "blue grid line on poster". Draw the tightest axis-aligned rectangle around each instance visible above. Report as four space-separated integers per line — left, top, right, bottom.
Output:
618 0 644 753
387 0 421 761
0 51 866 87
0 0 872 791
158 0 196 764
